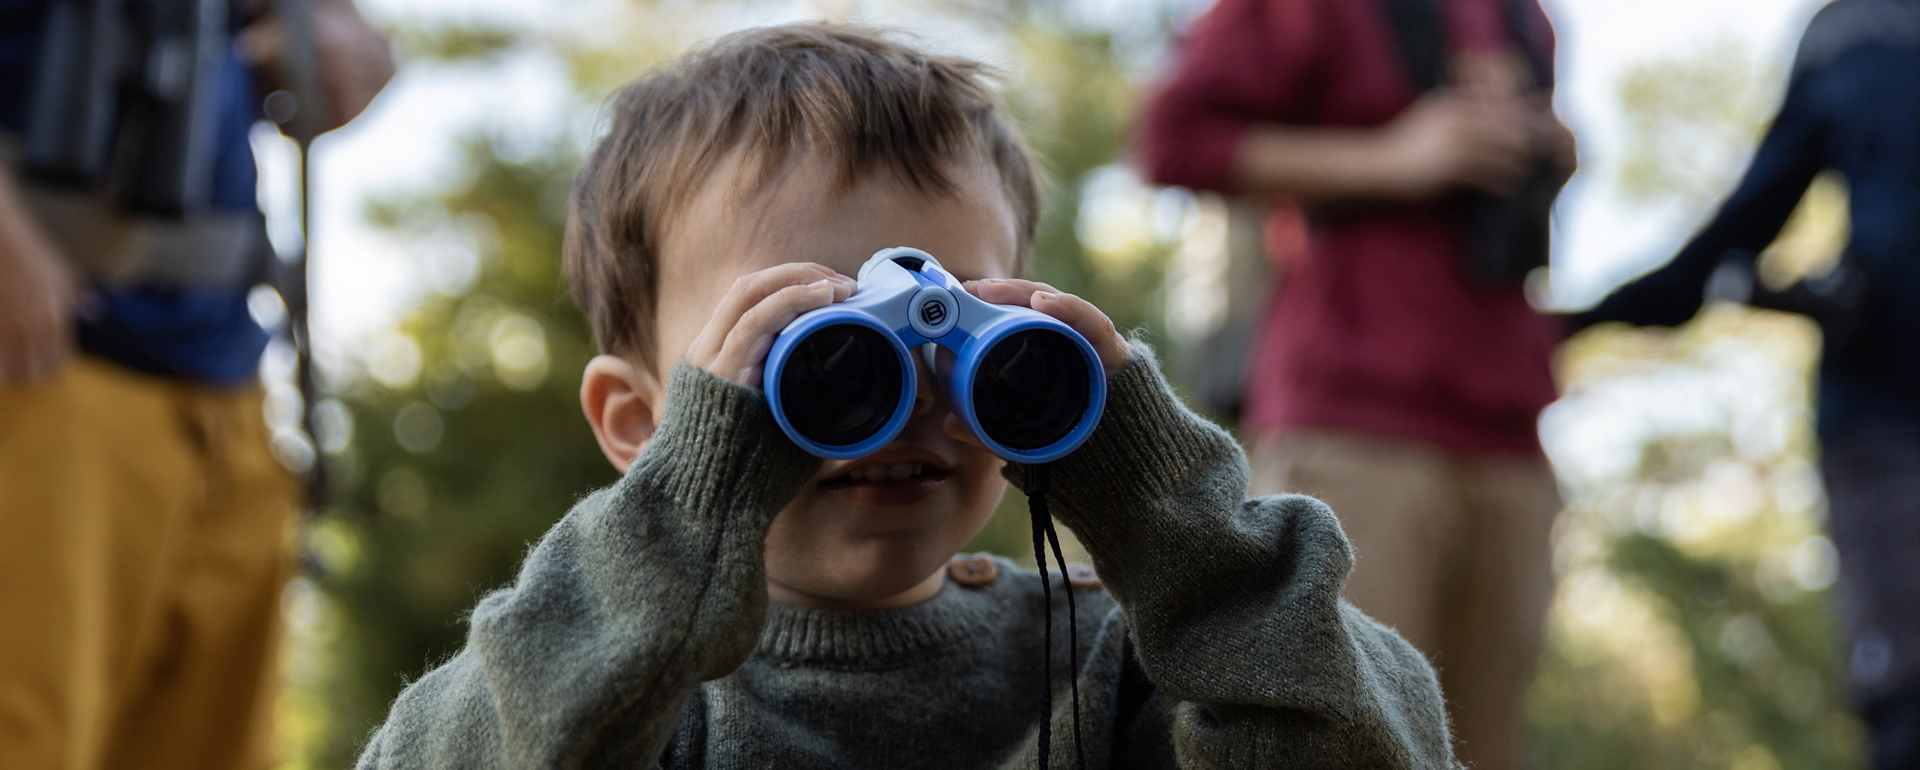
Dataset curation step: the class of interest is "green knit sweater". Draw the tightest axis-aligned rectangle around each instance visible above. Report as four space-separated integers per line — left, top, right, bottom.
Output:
355 351 1455 769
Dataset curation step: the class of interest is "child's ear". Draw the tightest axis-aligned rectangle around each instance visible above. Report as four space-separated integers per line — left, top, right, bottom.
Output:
580 354 664 473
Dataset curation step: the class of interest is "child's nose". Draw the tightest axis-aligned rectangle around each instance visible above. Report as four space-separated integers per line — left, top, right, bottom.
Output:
909 344 945 418
910 380 936 418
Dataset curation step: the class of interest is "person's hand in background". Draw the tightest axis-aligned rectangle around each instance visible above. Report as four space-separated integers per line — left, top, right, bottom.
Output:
1227 88 1542 205
1457 49 1576 183
0 169 84 385
1530 101 1578 181
239 0 396 133
1379 90 1533 200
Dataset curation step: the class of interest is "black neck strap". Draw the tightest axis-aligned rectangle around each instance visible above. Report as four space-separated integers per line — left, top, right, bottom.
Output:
1025 463 1084 769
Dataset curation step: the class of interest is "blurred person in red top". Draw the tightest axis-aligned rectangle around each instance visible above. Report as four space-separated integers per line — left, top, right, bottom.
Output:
1137 0 1575 767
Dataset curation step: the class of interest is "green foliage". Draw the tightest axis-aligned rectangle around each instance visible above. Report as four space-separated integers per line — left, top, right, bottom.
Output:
288 133 616 767
1610 532 1860 767
1616 38 1776 208
1528 314 1864 765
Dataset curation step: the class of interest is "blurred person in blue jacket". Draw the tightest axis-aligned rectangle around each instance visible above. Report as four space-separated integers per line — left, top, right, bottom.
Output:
1577 2 1918 767
0 1 389 767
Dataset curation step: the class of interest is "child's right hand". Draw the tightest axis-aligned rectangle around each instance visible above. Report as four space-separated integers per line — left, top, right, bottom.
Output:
684 263 855 386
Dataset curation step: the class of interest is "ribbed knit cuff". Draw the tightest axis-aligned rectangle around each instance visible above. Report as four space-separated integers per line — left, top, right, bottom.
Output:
630 362 821 522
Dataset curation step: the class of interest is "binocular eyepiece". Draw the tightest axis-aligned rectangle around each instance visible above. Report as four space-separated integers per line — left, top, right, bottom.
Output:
764 248 1107 463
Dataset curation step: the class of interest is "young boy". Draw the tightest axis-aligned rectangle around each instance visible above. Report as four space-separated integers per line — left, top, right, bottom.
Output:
357 25 1454 769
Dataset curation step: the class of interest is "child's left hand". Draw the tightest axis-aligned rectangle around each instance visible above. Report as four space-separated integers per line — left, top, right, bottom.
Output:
946 279 1133 452
963 279 1133 374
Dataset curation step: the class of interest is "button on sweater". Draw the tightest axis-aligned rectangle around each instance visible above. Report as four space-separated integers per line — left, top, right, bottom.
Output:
354 350 1456 769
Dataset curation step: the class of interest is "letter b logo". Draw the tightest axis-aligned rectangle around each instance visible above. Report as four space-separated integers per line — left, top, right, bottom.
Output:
908 287 959 338
920 299 948 327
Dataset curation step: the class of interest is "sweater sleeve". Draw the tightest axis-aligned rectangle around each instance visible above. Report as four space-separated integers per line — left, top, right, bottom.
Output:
1135 0 1322 192
354 363 819 770
1007 347 1455 769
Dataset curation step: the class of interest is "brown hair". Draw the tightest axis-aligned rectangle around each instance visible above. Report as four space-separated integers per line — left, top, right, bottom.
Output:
563 23 1042 371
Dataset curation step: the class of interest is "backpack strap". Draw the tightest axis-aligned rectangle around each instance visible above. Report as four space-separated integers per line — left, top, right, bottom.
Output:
1375 0 1448 93
1373 0 1553 94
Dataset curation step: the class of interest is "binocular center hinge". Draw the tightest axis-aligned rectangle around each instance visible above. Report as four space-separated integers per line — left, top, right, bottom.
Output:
908 286 959 339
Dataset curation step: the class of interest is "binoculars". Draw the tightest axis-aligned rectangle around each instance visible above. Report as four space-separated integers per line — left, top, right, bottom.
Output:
764 248 1107 463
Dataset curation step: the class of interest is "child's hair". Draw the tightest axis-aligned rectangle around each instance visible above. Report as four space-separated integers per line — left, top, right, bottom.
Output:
563 23 1042 371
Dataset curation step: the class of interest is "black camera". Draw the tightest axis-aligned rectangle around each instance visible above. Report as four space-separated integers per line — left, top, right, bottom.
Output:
1460 160 1565 286
22 0 231 217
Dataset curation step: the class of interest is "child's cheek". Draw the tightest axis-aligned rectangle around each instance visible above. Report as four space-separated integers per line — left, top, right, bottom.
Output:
950 447 1009 531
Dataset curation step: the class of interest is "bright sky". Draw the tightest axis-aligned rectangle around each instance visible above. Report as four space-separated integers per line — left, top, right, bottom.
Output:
1546 0 1827 307
293 0 1833 369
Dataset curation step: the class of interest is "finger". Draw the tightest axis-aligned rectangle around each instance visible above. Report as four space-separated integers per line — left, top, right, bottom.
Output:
1459 109 1529 150
715 263 848 325
1457 138 1529 182
687 263 848 367
966 280 1132 372
962 278 1059 307
1465 130 1530 164
1027 291 1133 373
726 278 854 382
710 278 850 383
1460 169 1523 196
1460 154 1529 194
942 412 989 451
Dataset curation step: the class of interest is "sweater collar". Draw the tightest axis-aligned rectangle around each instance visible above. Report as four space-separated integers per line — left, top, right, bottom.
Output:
754 570 1011 669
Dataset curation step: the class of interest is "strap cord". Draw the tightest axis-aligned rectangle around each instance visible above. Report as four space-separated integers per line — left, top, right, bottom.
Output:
1026 463 1084 769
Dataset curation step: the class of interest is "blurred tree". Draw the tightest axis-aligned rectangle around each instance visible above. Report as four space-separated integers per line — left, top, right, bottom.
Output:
279 133 616 767
1527 34 1867 770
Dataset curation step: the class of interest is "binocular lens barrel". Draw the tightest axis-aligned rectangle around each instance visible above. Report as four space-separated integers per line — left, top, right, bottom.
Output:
777 323 1093 453
766 247 1105 461
776 324 905 447
970 329 1091 451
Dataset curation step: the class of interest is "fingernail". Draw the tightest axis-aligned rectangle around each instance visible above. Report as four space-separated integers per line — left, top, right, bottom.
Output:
1034 291 1058 300
808 279 830 289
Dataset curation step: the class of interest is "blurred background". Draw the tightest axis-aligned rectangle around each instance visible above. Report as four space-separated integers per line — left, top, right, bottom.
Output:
258 0 1861 766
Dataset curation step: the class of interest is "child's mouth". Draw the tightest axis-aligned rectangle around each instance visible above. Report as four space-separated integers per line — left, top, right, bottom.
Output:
819 462 952 506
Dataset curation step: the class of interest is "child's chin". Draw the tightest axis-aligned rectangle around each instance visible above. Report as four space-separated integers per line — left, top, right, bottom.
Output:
770 547 951 608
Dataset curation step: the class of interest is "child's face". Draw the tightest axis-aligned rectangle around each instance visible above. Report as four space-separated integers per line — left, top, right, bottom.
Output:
651 152 1020 609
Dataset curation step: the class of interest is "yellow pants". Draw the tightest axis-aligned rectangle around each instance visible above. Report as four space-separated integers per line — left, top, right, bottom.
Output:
0 357 294 770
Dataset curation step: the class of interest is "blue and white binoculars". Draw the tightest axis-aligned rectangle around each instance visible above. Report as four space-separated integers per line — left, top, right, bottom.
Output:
764 247 1107 463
